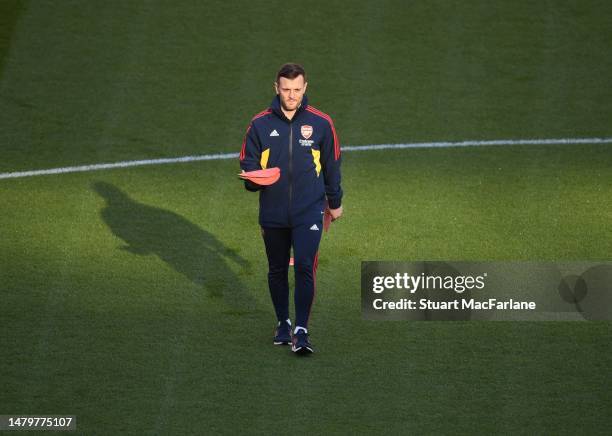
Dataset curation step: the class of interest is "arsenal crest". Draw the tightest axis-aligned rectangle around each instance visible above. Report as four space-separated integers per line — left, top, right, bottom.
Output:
301 125 313 139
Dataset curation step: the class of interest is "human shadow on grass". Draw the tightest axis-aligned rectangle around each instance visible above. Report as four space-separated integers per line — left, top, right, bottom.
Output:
92 181 257 314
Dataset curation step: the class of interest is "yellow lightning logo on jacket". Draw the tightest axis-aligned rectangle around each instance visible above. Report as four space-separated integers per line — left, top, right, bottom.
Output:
260 148 270 169
311 149 321 177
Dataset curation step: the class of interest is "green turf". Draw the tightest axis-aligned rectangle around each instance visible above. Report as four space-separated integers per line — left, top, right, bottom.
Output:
2 147 611 434
1 1 611 434
1 0 611 171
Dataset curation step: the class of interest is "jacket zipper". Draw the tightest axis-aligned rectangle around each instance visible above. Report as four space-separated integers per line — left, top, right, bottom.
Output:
288 121 293 212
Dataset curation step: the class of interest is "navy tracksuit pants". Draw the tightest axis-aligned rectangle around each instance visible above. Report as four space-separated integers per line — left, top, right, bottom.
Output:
261 223 322 329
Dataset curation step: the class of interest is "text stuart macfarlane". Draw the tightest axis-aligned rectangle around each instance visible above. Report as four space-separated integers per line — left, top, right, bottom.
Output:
372 298 536 311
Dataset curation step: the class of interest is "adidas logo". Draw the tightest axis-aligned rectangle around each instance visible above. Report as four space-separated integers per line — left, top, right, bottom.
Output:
310 224 319 231
270 129 279 136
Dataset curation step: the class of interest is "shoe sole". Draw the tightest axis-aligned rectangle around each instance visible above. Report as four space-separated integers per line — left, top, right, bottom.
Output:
292 344 314 354
273 340 291 345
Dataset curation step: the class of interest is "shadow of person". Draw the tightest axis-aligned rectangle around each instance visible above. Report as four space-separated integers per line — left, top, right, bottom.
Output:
92 181 257 314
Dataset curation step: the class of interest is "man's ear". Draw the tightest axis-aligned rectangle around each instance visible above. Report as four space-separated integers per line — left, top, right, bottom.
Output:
273 81 279 94
303 82 308 93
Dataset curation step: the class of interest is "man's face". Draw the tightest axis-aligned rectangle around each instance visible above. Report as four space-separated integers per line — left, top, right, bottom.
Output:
275 75 307 112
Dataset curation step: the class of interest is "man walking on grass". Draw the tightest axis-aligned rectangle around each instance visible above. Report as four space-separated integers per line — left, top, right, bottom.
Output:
239 63 343 354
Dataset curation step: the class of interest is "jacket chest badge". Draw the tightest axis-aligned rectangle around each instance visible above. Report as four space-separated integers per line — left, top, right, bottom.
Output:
301 125 313 139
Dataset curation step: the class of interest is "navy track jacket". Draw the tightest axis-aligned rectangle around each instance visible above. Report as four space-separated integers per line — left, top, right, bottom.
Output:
239 94 343 228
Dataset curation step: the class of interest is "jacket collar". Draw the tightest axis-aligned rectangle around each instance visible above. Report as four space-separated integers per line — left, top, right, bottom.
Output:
270 94 309 122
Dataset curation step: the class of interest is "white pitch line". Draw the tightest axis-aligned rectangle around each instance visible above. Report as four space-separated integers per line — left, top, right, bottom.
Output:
0 152 238 179
342 137 612 151
1 137 611 180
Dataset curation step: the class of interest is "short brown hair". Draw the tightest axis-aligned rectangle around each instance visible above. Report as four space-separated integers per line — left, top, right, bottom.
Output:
276 63 306 83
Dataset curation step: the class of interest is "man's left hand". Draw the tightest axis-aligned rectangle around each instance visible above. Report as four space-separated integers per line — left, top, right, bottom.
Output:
329 206 343 221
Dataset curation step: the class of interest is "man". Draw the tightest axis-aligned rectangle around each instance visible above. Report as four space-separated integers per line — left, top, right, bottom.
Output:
239 63 343 354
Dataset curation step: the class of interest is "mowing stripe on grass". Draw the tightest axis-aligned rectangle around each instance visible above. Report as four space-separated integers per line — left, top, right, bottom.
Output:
1 137 611 180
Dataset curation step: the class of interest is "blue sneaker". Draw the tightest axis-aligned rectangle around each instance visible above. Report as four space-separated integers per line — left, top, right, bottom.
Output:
273 320 292 345
291 330 314 354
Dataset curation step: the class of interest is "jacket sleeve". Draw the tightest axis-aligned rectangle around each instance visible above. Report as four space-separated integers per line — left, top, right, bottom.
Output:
239 122 264 192
321 118 343 209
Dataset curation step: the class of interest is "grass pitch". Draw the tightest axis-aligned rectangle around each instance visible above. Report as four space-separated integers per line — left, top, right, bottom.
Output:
1 1 611 434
